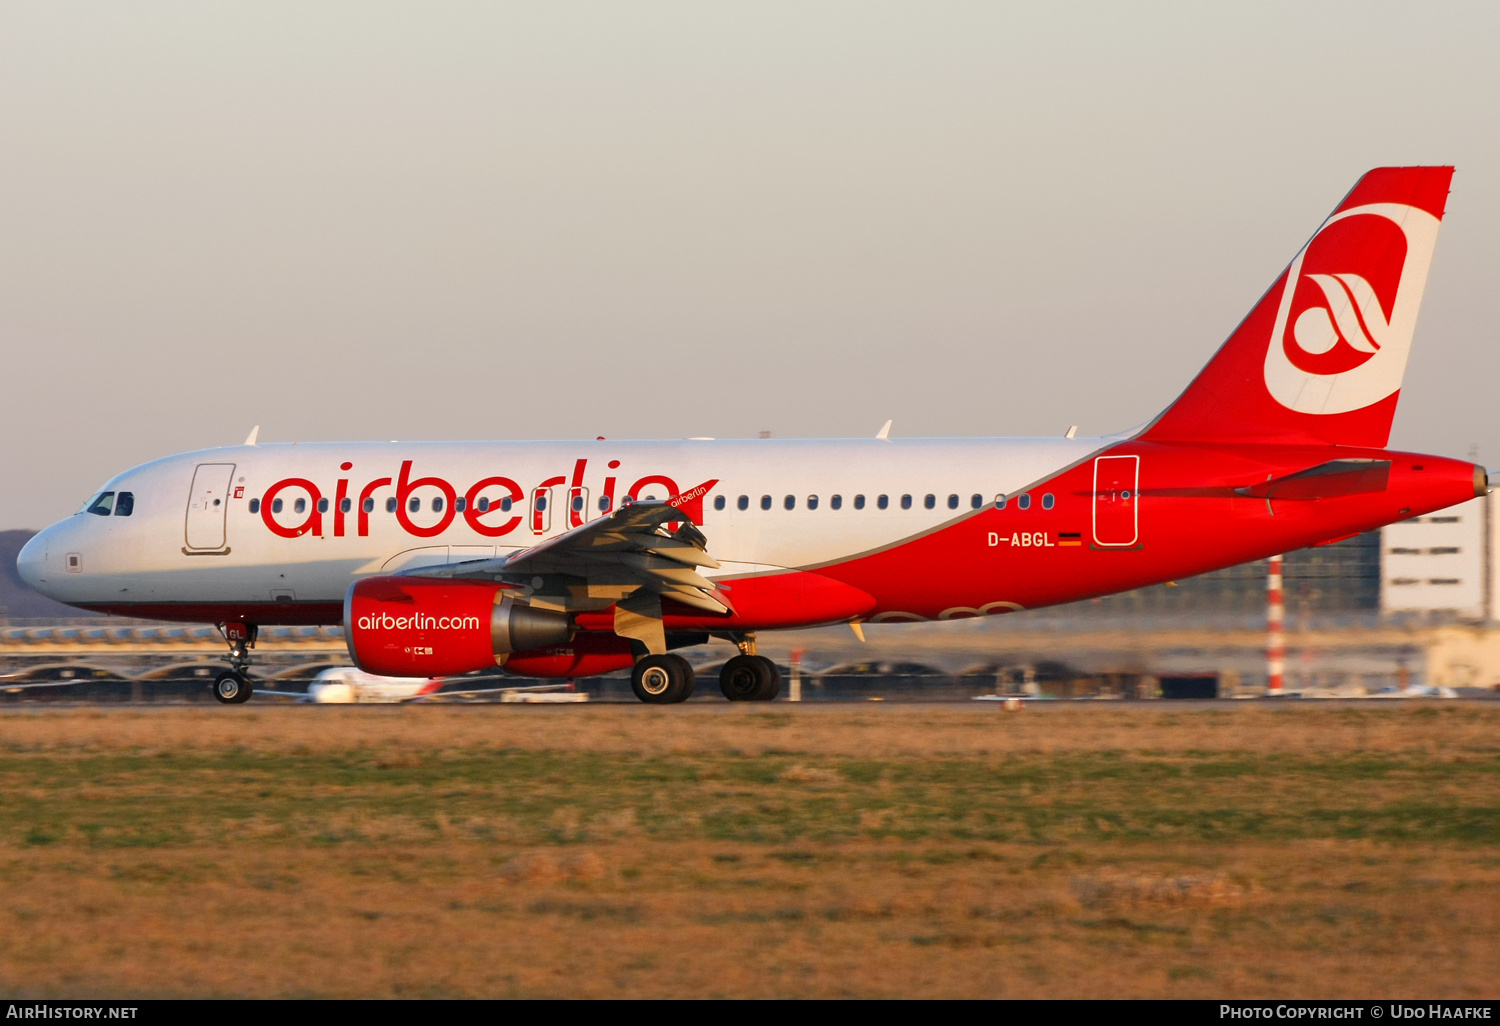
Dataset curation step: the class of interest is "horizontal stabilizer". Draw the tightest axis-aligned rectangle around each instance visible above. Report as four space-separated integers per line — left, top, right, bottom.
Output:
1235 459 1390 501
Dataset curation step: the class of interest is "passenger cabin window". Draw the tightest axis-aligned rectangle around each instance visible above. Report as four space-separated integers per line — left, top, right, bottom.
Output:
573 494 585 512
114 492 134 516
535 495 547 511
477 497 490 512
761 495 772 510
501 497 514 512
1041 493 1055 510
995 494 1007 509
947 494 959 510
714 495 726 511
386 498 398 513
432 497 445 513
86 493 114 517
272 498 284 514
317 498 329 513
923 494 935 510
295 498 307 514
340 498 352 513
784 495 796 510
831 495 842 510
598 496 610 512
454 497 466 512
249 498 261 514
408 497 420 513
971 494 982 509
807 495 818 510
362 498 374 513
877 494 889 510
901 495 912 510
737 495 749 511
1017 494 1031 510
854 495 865 510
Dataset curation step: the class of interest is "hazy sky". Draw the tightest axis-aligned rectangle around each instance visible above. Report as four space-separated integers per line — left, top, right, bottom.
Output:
2 1 1497 529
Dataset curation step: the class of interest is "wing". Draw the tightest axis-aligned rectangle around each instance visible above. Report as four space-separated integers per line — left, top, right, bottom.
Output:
397 480 726 655
403 481 729 617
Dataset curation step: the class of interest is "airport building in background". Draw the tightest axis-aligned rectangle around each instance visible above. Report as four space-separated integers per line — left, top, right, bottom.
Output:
1381 495 1495 623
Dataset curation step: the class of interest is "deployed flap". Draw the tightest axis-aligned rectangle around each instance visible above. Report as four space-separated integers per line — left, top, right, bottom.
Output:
1235 459 1391 501
613 591 667 656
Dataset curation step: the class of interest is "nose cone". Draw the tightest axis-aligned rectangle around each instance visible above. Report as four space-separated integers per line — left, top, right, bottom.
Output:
17 531 46 587
16 524 62 598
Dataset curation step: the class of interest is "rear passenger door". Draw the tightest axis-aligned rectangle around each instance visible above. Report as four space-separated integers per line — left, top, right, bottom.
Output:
1092 455 1139 547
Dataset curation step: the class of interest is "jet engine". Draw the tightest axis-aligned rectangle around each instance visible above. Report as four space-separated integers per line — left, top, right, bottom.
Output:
344 576 572 677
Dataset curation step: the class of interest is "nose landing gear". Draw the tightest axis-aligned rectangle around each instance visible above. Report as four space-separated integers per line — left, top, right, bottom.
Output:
213 671 252 704
213 623 258 705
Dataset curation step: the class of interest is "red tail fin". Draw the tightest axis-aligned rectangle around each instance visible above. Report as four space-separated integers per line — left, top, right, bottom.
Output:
1141 167 1453 448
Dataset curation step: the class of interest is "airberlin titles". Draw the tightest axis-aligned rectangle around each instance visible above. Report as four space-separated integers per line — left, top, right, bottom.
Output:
258 457 707 540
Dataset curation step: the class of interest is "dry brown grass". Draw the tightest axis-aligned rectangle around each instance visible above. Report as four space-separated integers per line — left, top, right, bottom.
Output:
0 703 1496 998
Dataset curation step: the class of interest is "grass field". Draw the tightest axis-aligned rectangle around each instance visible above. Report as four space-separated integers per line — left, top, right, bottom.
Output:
0 703 1497 998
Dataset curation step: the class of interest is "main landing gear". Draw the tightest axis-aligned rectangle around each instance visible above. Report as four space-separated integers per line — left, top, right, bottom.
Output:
718 654 781 702
213 623 258 705
630 654 696 704
628 634 779 704
715 633 781 702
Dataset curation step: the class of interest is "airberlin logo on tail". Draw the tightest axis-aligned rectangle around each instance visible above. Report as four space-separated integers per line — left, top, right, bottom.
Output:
1264 203 1441 416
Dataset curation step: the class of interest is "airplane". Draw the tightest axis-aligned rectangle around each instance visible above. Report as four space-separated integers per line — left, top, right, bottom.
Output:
16 167 1491 705
258 667 587 704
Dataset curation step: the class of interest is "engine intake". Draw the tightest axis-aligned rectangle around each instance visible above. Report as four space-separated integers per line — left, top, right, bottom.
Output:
345 576 571 677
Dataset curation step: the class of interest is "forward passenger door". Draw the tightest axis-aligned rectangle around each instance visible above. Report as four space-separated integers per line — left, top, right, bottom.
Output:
184 463 235 552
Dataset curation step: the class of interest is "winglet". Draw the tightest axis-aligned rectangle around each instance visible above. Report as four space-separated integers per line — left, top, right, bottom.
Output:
666 479 720 526
875 420 892 441
244 425 260 446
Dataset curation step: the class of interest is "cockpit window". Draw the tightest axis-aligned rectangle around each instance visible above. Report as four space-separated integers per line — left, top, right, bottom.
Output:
114 492 135 517
85 492 115 516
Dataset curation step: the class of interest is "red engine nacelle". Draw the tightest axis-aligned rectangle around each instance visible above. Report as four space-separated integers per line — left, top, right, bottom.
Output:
502 633 636 678
344 576 573 677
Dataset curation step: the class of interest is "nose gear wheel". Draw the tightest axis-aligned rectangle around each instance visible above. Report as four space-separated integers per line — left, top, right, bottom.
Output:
213 672 253 704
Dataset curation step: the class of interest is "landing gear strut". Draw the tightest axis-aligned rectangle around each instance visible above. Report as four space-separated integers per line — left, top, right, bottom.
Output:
213 623 258 705
630 654 696 704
